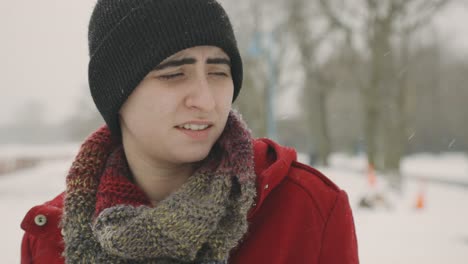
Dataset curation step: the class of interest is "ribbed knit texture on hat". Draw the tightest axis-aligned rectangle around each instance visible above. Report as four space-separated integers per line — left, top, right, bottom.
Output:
88 0 243 137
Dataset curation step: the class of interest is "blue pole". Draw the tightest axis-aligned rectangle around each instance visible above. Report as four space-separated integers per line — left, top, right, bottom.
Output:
266 43 277 140
248 29 277 140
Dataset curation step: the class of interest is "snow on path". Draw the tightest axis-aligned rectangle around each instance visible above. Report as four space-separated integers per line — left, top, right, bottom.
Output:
327 152 468 183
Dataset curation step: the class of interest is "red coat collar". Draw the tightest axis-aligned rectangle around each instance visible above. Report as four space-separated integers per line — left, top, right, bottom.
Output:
249 138 297 218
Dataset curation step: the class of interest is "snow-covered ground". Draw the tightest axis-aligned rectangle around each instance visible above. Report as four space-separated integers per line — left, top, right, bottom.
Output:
0 143 79 160
317 152 468 264
1 148 468 263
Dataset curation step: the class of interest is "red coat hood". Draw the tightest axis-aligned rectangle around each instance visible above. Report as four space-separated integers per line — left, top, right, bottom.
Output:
250 138 297 218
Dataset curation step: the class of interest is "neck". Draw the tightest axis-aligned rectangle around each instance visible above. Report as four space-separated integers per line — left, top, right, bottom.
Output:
123 145 194 206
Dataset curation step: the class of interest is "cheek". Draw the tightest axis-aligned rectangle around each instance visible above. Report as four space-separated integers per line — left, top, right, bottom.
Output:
121 90 166 131
216 82 234 110
132 86 176 116
220 95 233 113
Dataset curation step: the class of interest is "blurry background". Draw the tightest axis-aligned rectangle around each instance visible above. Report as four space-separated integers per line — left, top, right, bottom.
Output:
1 0 467 263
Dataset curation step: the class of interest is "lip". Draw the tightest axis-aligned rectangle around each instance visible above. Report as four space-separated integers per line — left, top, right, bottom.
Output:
175 120 214 140
176 120 214 126
175 126 213 140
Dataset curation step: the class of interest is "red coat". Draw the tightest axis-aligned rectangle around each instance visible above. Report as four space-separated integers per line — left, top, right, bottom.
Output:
21 138 359 263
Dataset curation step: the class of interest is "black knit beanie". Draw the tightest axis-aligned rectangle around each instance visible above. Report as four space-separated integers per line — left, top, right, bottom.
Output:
88 0 243 137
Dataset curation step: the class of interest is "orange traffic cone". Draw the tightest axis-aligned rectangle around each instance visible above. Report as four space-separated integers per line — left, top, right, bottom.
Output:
415 191 425 209
415 180 426 210
367 163 377 188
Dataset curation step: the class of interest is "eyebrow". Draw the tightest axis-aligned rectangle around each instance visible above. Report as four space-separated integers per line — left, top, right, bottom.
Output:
207 58 231 66
153 57 231 71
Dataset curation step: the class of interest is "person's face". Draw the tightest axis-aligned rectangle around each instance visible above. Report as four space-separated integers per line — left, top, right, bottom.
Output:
119 46 234 166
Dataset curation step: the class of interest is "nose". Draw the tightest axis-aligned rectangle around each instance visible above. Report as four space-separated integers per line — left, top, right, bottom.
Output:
185 74 216 112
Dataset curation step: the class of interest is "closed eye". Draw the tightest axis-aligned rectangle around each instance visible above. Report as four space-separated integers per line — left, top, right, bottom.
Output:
158 73 184 80
209 72 229 77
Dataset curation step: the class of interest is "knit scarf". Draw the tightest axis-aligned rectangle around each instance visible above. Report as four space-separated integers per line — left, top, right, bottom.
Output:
61 111 257 264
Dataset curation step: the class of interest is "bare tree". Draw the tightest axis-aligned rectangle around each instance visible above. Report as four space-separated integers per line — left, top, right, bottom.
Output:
318 0 451 191
285 0 337 165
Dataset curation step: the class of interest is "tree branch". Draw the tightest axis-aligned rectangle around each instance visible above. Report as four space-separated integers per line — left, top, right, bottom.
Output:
318 0 354 33
401 0 451 32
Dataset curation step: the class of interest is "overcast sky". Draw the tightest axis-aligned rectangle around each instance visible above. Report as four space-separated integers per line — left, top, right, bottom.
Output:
1 1 467 126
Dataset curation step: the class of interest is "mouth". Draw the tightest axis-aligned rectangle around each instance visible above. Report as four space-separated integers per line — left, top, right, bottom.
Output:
175 123 212 131
175 121 214 140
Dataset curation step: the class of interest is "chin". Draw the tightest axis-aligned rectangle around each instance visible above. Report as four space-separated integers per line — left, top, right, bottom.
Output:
175 148 212 164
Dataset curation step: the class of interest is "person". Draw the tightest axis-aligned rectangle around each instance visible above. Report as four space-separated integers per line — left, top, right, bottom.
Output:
20 0 359 263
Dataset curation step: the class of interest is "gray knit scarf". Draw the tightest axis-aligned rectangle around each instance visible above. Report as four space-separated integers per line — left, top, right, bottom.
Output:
61 111 257 263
